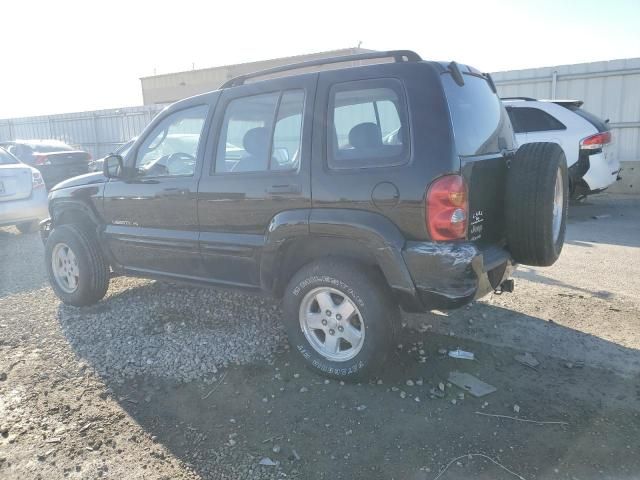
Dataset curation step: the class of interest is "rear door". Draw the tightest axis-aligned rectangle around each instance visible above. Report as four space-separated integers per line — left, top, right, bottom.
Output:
196 75 315 287
0 150 32 202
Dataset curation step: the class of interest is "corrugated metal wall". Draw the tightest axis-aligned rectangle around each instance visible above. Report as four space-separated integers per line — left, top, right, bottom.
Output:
492 58 640 166
0 105 165 159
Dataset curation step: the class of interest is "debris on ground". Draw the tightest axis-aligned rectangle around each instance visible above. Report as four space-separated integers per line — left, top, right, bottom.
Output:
448 371 496 397
592 214 612 220
448 349 475 360
513 404 521 413
514 352 540 369
258 457 278 466
565 361 585 369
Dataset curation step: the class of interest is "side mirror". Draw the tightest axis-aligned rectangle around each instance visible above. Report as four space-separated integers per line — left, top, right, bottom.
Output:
103 154 124 178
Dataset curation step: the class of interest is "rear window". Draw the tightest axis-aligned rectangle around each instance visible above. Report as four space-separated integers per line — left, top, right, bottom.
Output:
328 79 409 169
0 148 20 165
442 73 514 156
567 106 610 133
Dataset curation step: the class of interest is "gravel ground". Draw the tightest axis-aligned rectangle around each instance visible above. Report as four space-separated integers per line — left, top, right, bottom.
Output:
1 193 640 480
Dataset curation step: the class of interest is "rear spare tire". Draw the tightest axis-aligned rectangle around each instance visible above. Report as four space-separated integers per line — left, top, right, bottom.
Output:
505 142 568 267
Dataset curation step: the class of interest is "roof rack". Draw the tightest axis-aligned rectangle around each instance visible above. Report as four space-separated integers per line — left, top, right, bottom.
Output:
220 50 422 89
500 96 536 101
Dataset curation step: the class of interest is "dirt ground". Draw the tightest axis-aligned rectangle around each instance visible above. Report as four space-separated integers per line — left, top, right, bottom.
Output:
1 193 639 480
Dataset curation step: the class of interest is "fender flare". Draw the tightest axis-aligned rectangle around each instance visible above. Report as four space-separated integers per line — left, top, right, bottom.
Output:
260 208 416 299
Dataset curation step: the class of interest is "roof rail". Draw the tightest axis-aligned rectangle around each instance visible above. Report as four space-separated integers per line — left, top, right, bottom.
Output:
220 50 422 89
500 96 536 101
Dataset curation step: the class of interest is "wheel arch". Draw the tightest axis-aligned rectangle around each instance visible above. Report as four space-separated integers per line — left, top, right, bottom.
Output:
262 209 417 305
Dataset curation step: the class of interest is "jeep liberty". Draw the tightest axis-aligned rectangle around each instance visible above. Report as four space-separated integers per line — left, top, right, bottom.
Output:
42 50 568 379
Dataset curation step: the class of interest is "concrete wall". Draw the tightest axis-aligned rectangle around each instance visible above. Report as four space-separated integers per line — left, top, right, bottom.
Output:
491 58 640 194
140 48 372 105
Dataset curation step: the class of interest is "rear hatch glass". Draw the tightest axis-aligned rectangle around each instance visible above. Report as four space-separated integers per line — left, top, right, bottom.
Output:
441 72 514 246
564 106 610 133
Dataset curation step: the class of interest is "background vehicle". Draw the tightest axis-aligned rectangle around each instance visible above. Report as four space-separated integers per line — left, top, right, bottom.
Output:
0 139 91 188
88 138 136 172
41 51 567 380
0 147 48 233
503 97 620 199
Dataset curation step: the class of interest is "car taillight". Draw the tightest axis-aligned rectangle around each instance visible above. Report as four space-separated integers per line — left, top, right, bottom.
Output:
32 170 45 189
580 131 611 151
426 174 468 241
33 154 50 165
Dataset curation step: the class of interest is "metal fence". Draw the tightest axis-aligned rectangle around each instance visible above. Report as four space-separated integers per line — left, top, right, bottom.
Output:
0 105 165 159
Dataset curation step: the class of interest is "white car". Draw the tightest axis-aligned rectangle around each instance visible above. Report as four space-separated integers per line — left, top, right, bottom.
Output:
502 97 620 199
0 147 48 233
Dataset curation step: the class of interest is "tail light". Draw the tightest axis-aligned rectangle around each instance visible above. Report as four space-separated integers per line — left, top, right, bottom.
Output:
32 170 45 189
580 131 611 151
33 154 50 165
426 174 468 241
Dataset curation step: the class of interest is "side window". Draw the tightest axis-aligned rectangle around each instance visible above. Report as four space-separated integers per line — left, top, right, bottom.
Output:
215 90 304 174
328 81 408 169
135 105 208 177
507 107 566 133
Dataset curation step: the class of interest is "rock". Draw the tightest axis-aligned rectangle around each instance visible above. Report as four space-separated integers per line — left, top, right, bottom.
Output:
514 352 540 368
377 379 383 385
299 387 308 393
292 449 301 461
391 386 399 392
259 457 278 466
451 399 457 405
355 404 367 411
416 378 423 386
414 397 420 402
0 372 7 381
400 391 407 399
406 380 414 387
438 382 445 392
437 348 448 356
293 373 300 379
324 379 330 385
272 445 281 454
513 404 520 413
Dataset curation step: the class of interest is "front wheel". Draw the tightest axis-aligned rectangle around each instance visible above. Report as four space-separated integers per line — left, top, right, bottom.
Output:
45 224 110 306
283 259 398 381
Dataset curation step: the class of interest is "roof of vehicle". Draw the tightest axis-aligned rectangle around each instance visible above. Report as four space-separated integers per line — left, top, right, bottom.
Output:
0 139 74 149
501 97 584 108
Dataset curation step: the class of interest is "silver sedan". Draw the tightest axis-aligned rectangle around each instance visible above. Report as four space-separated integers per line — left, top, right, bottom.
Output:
0 147 49 234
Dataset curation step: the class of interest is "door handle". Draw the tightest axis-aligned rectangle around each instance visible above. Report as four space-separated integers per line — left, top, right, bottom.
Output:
159 187 189 197
267 184 301 194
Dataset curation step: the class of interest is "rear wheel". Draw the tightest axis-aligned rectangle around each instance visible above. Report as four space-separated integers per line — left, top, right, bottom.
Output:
505 142 568 266
283 259 398 381
45 224 109 306
16 221 39 234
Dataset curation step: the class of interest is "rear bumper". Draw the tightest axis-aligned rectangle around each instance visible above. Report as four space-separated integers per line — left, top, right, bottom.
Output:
400 241 514 311
0 188 49 227
581 151 621 192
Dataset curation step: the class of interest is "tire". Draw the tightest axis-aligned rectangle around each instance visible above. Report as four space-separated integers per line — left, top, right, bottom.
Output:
16 220 39 234
45 224 110 306
505 142 568 267
283 258 398 381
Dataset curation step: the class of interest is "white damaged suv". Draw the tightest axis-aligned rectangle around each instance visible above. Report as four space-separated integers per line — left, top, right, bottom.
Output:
503 98 620 199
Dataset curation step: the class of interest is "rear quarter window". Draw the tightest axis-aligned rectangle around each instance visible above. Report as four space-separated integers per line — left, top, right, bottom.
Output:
442 74 514 156
569 107 610 133
506 107 566 133
327 78 410 170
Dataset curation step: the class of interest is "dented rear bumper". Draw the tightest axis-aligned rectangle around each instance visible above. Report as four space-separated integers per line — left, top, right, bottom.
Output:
401 241 514 311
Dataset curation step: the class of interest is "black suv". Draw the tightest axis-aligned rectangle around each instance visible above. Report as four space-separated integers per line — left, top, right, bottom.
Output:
42 50 568 379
